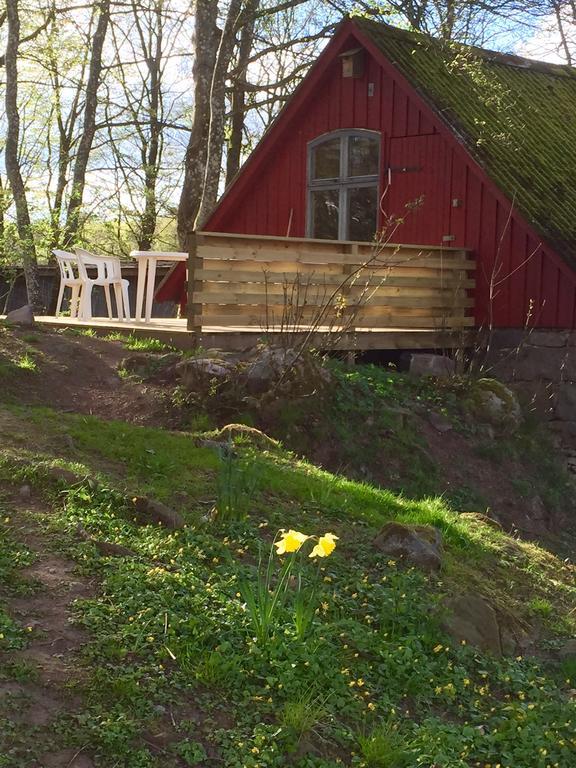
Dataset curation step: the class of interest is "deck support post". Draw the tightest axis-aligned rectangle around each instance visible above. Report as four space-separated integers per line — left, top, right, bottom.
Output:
186 232 203 341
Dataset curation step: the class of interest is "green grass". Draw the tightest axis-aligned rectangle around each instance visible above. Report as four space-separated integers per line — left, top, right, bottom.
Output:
14 352 37 372
0 405 574 767
357 722 411 768
0 510 33 653
105 332 174 353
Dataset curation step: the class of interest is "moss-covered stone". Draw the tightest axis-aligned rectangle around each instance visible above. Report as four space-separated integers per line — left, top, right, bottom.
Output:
465 377 523 431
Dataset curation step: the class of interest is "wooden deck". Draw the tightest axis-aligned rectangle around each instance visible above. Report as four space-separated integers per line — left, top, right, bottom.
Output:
29 316 471 352
5 232 476 353
187 231 475 338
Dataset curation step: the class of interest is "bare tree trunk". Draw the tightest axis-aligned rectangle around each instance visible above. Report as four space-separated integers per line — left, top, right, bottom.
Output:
4 0 43 311
196 0 244 227
177 0 220 248
48 33 86 252
136 0 163 250
225 0 259 185
0 173 6 262
62 0 111 247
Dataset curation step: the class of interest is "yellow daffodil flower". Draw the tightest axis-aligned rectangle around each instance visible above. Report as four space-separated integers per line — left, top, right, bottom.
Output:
274 529 309 554
309 532 339 558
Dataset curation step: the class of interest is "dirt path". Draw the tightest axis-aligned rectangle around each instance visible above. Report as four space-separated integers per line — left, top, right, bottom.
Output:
1 327 173 427
0 491 96 768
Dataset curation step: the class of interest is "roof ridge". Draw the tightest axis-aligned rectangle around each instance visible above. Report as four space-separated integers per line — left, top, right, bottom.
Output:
353 16 576 79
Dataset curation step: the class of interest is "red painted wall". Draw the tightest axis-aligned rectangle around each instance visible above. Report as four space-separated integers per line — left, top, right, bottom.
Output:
201 26 576 329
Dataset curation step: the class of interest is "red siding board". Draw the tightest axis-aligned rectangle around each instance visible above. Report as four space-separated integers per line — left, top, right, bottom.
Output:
197 21 576 329
391 82 408 137
448 152 466 247
540 258 559 327
418 111 435 135
557 280 573 328
525 238 544 325
355 74 368 126
366 59 380 129
507 220 527 328
496 207 511 325
406 101 420 136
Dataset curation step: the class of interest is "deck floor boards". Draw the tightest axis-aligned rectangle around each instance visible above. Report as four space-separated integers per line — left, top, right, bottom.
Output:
2 316 471 351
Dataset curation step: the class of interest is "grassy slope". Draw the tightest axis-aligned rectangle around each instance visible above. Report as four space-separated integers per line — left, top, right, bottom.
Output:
0 403 575 768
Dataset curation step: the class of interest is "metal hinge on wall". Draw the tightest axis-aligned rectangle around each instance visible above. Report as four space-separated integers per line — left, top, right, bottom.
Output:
386 165 422 173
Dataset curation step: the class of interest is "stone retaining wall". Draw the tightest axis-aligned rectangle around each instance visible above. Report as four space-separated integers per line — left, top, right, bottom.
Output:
487 329 576 460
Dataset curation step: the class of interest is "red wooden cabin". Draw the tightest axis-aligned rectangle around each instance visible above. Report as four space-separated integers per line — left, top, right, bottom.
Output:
159 17 576 330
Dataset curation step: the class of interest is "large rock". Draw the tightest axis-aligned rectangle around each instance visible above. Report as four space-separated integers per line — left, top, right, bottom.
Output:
555 385 576 421
244 346 330 396
510 346 568 383
409 353 455 378
245 347 299 394
175 357 234 388
5 305 35 326
442 593 502 656
428 410 453 433
526 330 569 348
373 522 443 572
513 381 556 420
132 496 185 529
121 352 179 378
465 378 523 432
559 639 576 660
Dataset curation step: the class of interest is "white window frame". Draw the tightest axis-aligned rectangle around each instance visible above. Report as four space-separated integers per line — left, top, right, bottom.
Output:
306 129 380 241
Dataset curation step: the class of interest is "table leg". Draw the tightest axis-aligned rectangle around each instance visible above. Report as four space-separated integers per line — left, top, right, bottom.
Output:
145 257 157 323
135 258 146 322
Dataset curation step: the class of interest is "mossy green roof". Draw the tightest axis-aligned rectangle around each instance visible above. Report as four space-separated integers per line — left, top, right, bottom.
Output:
355 18 576 263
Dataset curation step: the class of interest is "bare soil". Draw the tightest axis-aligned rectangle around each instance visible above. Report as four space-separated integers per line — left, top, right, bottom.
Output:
0 490 97 767
0 326 173 426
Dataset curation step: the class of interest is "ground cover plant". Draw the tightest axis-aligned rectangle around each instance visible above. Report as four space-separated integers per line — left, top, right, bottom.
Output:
0 402 574 768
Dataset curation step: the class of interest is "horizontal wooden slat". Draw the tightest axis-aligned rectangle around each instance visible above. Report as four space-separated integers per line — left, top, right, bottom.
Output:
197 245 474 270
196 268 475 289
191 312 475 329
197 229 467 253
198 299 474 316
198 260 472 281
201 282 471 300
199 300 471 316
194 291 474 310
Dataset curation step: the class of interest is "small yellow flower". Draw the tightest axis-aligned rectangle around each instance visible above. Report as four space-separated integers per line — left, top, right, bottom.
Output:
309 532 339 558
274 529 309 554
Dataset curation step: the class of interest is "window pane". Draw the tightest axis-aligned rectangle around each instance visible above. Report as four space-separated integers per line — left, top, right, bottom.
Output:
312 138 341 180
348 186 377 241
311 189 339 239
348 135 379 177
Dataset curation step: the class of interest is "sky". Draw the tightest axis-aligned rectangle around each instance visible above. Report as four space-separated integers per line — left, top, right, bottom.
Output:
515 12 573 63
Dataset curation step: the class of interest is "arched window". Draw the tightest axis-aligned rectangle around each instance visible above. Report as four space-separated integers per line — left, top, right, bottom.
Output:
307 130 380 241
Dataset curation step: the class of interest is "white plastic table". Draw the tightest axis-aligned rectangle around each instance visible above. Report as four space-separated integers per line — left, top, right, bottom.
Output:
130 250 187 322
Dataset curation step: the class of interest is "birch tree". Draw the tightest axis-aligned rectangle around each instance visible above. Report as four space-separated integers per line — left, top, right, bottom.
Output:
177 0 220 246
62 0 111 246
3 0 42 309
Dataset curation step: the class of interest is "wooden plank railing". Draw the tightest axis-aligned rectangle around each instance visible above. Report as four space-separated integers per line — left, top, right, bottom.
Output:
187 231 475 334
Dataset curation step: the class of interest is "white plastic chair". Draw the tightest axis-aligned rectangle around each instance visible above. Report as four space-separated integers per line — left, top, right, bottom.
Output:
53 249 83 318
75 248 131 321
